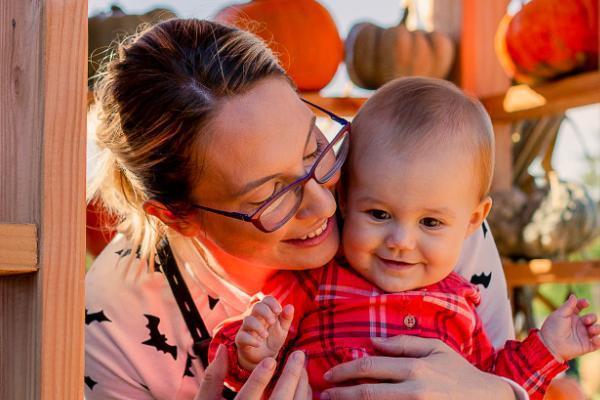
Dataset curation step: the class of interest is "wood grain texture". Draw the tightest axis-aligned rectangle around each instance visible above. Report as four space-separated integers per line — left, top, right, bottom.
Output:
0 0 43 398
39 0 87 398
0 224 38 275
0 0 86 398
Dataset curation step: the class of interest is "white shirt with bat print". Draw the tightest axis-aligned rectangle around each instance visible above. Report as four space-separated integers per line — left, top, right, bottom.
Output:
84 222 528 400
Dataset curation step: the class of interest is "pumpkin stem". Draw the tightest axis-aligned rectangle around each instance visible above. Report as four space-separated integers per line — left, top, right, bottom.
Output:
399 6 409 26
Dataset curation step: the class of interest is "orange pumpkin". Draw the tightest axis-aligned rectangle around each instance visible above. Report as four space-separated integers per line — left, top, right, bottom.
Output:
543 376 586 400
214 0 343 91
495 0 599 84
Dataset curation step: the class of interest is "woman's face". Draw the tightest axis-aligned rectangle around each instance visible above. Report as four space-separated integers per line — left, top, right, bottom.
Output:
190 77 340 271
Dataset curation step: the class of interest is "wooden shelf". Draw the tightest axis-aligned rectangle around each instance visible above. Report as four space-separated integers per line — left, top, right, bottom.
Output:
503 258 600 287
481 70 600 122
302 70 600 120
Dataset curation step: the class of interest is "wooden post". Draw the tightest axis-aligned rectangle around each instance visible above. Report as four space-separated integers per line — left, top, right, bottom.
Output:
433 0 512 191
0 0 87 399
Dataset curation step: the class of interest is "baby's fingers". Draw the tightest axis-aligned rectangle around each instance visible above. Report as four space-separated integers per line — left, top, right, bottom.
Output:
279 304 295 333
236 330 262 348
582 313 598 326
252 301 279 325
587 323 600 337
242 315 269 338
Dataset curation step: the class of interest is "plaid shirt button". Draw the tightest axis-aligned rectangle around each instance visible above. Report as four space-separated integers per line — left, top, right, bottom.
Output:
404 314 416 328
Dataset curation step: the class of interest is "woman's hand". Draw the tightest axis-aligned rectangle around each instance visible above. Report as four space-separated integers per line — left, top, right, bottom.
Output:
320 335 516 400
196 345 312 400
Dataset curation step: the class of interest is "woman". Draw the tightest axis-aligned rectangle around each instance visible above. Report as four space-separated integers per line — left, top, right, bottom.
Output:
85 19 525 400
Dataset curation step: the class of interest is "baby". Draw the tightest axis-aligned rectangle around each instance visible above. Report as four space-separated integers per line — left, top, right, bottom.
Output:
209 77 600 399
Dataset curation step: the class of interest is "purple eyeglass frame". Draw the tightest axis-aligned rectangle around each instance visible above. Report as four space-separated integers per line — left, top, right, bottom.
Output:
190 98 351 232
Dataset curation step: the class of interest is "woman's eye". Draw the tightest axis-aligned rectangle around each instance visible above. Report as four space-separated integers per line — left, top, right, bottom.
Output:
421 217 442 228
304 138 326 162
249 183 281 206
367 209 391 220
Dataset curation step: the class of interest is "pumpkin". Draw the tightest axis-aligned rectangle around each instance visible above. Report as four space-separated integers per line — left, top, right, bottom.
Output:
214 0 343 92
345 8 455 90
543 376 586 400
88 6 177 84
495 0 599 84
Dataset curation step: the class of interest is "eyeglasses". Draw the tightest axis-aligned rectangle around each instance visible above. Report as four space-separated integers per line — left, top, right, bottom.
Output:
191 98 350 232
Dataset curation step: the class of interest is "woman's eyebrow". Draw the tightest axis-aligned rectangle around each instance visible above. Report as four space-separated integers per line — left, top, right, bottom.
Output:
235 116 317 197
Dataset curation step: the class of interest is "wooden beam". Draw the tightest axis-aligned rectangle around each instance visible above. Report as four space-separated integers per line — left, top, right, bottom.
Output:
39 0 87 398
0 0 86 398
481 70 600 122
0 224 38 275
459 0 512 191
504 259 600 287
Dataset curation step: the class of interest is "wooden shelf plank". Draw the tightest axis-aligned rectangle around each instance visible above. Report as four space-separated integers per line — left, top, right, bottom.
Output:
481 70 600 122
0 224 38 275
503 259 600 287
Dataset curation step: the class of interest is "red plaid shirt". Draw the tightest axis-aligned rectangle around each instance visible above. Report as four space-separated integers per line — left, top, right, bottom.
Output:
210 260 567 399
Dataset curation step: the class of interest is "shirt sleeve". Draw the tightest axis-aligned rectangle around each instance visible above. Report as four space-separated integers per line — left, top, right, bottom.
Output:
479 329 568 400
208 269 316 391
455 221 515 348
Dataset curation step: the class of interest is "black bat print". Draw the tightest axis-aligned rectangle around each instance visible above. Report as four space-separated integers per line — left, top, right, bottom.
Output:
208 296 219 310
482 222 488 238
115 248 132 258
85 309 111 325
183 353 196 377
470 272 492 289
85 376 98 390
141 314 178 360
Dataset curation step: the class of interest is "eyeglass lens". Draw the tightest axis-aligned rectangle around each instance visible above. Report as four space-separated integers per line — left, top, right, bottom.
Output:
258 127 349 231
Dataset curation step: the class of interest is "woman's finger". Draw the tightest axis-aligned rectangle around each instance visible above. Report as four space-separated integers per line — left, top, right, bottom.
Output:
269 351 306 399
236 358 277 399
371 334 445 357
321 383 406 400
293 367 312 400
324 356 415 383
194 345 227 400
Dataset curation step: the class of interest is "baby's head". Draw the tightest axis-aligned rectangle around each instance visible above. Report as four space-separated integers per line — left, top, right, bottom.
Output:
341 77 494 292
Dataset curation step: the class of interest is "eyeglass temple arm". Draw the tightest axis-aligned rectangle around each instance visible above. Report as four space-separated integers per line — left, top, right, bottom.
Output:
191 204 253 222
300 98 349 126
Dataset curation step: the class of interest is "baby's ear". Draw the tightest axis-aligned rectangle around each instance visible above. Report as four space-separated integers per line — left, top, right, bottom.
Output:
465 196 492 238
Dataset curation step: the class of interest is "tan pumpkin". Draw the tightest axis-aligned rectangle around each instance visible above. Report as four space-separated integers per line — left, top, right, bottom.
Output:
345 9 455 89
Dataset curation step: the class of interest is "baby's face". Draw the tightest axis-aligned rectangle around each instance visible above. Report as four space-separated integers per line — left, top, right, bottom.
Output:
342 146 489 293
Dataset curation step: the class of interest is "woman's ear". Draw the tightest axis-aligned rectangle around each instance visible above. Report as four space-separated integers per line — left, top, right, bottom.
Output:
143 200 202 237
465 196 492 238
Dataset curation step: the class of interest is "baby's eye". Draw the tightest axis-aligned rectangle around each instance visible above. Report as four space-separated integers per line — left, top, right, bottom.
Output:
367 209 391 220
420 217 442 228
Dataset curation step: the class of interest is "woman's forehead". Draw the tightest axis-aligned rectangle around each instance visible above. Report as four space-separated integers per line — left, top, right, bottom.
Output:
197 78 314 201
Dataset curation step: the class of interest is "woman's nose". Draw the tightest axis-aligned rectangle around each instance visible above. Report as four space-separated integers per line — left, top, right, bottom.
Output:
385 225 416 251
295 178 337 220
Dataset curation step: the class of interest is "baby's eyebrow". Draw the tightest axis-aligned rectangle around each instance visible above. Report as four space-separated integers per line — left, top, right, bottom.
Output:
422 207 456 218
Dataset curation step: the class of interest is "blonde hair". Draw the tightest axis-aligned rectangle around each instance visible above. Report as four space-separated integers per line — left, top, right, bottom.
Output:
88 19 286 260
350 77 495 199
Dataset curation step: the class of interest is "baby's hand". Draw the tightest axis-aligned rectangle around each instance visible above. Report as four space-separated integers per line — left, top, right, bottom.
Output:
235 296 294 371
540 294 600 361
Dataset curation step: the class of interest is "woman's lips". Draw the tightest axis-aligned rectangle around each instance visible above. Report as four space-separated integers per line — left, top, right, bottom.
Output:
284 216 335 247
